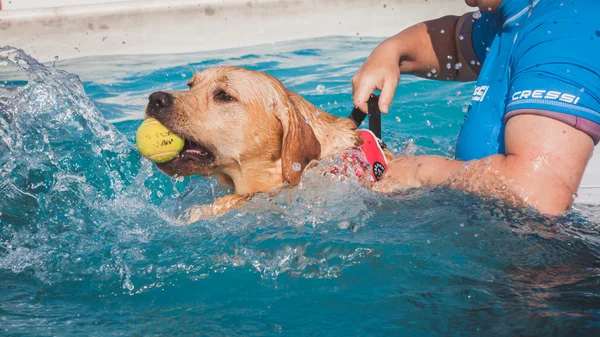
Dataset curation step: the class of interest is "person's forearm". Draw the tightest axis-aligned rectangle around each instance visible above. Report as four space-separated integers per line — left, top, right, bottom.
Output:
371 14 481 82
377 153 577 216
379 155 465 188
372 16 462 80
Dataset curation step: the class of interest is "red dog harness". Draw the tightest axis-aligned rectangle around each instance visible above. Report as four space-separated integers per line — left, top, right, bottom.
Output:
329 129 388 182
336 94 388 182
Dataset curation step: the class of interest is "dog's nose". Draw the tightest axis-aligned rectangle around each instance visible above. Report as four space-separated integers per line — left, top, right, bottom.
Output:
149 91 173 108
147 91 174 118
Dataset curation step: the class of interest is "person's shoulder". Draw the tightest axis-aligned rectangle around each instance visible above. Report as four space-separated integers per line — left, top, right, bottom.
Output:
519 0 599 42
530 0 598 21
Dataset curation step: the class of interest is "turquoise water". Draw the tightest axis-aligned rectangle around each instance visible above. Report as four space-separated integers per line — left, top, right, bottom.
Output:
1 38 600 336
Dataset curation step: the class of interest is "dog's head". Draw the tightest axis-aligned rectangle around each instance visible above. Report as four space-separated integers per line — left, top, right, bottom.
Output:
145 66 322 194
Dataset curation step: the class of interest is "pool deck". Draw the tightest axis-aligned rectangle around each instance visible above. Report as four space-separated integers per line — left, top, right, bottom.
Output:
0 0 598 206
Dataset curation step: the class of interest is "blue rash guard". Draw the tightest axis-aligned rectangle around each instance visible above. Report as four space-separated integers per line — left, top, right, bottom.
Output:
455 0 600 161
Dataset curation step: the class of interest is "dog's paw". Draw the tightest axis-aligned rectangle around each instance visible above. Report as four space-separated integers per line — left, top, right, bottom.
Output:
177 194 252 225
372 180 413 194
177 205 216 225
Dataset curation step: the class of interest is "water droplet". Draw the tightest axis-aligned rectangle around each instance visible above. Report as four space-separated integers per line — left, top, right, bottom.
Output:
431 68 437 74
485 47 490 52
456 90 462 96
305 118 311 124
459 223 465 227
447 55 453 60
395 117 401 122
426 120 432 127
454 62 463 70
292 162 301 172
459 35 465 40
427 72 432 77
470 60 476 65
472 11 481 19
181 73 187 78
580 88 585 93
440 29 445 34
315 109 320 115
446 63 452 69
316 84 325 93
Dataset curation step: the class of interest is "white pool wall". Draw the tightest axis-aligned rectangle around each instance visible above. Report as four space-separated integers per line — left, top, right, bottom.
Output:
0 0 135 10
1 0 471 62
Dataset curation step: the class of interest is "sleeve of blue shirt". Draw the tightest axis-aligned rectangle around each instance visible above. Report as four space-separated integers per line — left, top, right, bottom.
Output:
471 12 501 64
505 6 600 124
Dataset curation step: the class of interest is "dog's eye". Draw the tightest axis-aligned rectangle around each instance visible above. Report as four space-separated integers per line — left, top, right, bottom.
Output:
214 90 236 103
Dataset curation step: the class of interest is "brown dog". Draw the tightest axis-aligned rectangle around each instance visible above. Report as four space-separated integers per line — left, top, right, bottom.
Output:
145 66 393 222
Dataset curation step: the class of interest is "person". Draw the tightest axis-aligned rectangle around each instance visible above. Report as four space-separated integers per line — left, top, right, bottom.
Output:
351 0 600 215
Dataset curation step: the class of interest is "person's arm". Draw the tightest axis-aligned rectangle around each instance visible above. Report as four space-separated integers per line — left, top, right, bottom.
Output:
374 113 594 216
351 13 481 114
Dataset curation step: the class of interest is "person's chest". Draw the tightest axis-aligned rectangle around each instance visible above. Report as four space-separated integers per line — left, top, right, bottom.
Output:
456 12 527 160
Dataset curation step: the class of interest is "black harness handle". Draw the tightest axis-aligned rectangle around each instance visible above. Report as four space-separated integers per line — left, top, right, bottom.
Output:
348 94 382 139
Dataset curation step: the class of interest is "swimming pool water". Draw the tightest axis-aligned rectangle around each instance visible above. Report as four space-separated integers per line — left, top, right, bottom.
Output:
1 38 600 336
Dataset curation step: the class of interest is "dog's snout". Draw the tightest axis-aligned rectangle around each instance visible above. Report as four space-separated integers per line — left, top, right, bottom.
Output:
149 91 173 109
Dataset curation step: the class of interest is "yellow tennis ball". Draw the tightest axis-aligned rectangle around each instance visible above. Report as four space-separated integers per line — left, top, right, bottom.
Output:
136 118 185 163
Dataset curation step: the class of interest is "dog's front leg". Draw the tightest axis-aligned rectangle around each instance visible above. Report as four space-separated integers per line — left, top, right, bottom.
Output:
178 194 251 224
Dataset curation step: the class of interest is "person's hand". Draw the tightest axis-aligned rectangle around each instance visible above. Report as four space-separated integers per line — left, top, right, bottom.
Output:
351 44 401 114
372 155 464 193
372 157 424 193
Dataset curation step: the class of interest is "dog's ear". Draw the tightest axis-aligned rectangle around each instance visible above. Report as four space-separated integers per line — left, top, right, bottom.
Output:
275 91 321 186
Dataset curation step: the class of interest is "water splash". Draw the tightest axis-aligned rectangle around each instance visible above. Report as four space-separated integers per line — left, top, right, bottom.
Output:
0 47 181 292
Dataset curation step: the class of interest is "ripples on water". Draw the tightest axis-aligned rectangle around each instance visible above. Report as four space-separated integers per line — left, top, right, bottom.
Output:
1 40 599 336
